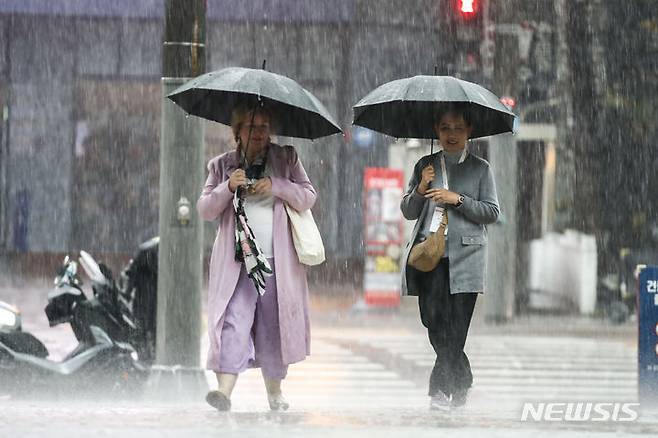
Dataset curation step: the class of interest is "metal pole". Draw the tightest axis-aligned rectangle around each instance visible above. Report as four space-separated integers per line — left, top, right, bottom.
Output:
0 103 9 251
155 0 206 379
0 20 11 252
484 0 518 322
552 0 575 231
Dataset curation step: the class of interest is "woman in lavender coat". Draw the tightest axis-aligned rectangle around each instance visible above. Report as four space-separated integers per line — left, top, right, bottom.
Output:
197 105 316 411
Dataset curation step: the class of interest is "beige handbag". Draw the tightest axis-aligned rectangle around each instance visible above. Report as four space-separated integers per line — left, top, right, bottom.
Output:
407 213 448 272
407 152 457 272
284 204 325 266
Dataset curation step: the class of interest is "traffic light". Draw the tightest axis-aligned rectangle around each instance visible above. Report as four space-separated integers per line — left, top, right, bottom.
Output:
448 0 484 80
452 0 482 40
458 0 478 17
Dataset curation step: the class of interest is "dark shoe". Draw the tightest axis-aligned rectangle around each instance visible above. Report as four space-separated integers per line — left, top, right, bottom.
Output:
206 390 231 411
268 393 290 411
451 388 469 407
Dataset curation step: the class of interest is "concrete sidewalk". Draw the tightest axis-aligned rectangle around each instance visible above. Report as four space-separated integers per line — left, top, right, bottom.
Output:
2 277 652 438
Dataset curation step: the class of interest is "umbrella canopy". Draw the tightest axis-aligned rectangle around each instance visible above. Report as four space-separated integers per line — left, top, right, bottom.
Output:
353 75 516 139
167 67 342 140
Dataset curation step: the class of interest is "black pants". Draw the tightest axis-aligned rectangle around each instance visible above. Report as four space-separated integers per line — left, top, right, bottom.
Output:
414 258 478 397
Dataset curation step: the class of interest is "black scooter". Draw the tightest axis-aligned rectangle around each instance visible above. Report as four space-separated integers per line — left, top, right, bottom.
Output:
0 263 146 398
71 237 158 365
117 236 158 364
0 236 161 398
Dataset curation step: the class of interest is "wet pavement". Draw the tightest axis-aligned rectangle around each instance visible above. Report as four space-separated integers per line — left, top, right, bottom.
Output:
3 397 658 437
3 401 658 438
1 278 655 437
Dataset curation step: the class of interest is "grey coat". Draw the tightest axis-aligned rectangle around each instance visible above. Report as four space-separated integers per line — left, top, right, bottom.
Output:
400 150 500 296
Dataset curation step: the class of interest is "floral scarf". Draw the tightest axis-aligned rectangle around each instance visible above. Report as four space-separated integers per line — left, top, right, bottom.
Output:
233 150 273 295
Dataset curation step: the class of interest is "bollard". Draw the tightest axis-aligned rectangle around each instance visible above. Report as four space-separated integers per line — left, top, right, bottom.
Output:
638 265 658 406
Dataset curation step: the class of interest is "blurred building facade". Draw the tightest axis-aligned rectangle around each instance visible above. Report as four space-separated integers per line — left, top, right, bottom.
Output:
0 0 441 282
0 0 656 310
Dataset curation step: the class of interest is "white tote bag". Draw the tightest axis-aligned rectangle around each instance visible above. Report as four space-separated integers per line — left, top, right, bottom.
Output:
284 204 325 266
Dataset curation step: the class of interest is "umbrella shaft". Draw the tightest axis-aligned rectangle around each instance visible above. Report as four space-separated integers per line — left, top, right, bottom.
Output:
241 109 259 168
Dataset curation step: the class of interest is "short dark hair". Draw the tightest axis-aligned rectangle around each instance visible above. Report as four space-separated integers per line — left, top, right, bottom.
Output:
433 102 473 127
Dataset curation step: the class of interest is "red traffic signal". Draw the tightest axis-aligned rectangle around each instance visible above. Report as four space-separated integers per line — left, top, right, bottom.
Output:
457 0 478 19
500 96 516 109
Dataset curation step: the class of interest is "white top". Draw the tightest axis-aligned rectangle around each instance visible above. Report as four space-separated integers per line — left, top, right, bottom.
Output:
244 192 274 258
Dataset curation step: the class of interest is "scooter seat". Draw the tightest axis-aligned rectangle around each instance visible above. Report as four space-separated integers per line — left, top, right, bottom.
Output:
0 326 128 376
0 331 49 358
1 340 115 375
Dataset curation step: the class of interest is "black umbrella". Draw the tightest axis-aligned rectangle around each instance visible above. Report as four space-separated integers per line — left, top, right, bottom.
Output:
167 66 342 140
353 75 516 140
169 65 341 293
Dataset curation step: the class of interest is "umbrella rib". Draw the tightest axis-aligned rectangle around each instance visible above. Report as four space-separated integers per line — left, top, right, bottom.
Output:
455 78 471 102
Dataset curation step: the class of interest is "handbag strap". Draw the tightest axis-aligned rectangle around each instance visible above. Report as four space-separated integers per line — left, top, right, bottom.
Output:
440 154 449 190
439 148 468 191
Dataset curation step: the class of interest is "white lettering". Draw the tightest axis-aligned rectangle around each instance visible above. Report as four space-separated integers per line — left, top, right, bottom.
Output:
648 280 658 293
564 402 591 421
521 403 545 421
368 178 399 189
592 403 613 422
619 403 640 422
545 403 566 421
520 402 639 422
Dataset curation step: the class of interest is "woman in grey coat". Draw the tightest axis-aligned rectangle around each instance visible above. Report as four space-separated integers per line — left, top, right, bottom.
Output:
400 103 500 411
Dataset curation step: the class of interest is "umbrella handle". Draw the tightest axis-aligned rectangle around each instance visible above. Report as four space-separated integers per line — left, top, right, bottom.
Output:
240 62 266 167
240 97 268 169
240 107 258 169
431 64 437 155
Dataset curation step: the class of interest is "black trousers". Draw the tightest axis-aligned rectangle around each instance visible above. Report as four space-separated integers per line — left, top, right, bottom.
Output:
414 258 478 396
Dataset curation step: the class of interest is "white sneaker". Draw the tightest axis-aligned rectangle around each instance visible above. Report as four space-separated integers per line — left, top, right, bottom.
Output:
429 391 451 412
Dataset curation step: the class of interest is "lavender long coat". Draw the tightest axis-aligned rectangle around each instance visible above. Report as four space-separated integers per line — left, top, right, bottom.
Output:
197 143 316 371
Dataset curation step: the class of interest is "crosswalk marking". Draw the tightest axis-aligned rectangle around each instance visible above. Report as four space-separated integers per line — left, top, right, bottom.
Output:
201 337 427 411
403 352 634 362
321 332 639 409
200 329 638 413
468 368 637 378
